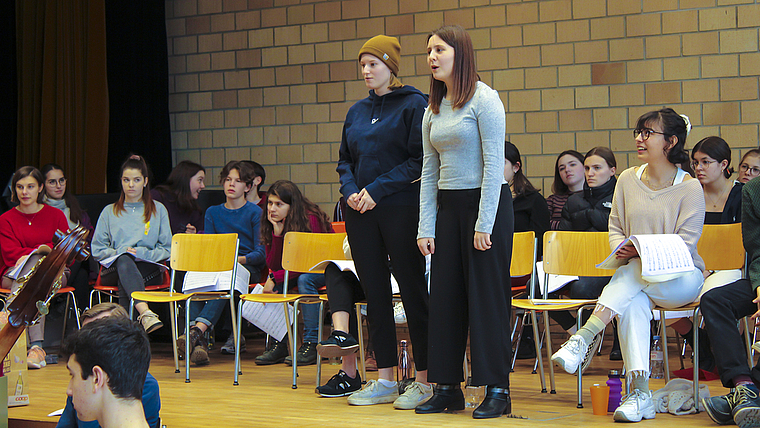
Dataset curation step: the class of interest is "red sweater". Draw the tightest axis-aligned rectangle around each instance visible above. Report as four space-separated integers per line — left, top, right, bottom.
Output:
0 205 70 275
265 213 333 285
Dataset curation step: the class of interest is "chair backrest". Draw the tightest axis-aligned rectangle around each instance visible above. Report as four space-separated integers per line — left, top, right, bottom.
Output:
698 223 745 271
170 233 239 272
511 231 536 277
282 231 348 274
543 231 616 277
331 221 346 233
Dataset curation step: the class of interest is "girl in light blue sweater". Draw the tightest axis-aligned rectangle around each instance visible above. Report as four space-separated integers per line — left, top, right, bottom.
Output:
92 155 171 333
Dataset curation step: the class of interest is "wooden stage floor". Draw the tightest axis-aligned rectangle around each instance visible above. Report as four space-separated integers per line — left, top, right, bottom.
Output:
10 334 728 427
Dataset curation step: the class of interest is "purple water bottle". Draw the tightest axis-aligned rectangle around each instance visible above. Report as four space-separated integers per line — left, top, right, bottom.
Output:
607 370 622 412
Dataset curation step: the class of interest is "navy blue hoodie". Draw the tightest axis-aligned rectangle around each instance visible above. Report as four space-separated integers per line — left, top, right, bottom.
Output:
337 85 428 206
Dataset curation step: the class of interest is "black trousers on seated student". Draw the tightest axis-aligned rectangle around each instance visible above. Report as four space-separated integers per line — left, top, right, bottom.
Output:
701 279 760 387
325 263 364 339
344 204 428 371
99 254 164 311
428 186 513 387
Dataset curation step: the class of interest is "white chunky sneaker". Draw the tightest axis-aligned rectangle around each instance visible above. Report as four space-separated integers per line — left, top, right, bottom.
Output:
579 331 603 374
613 389 656 422
347 380 399 405
551 335 587 374
393 382 433 410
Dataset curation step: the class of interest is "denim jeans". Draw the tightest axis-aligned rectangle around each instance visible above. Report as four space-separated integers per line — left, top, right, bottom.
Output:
296 273 324 343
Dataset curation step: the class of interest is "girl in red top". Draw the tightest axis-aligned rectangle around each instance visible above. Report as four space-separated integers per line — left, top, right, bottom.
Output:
255 180 333 366
0 166 69 369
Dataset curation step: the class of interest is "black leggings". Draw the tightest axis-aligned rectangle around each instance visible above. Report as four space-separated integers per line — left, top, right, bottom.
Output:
345 204 429 371
428 186 513 387
325 263 364 340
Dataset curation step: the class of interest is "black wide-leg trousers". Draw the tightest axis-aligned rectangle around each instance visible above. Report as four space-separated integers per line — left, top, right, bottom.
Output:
427 185 513 387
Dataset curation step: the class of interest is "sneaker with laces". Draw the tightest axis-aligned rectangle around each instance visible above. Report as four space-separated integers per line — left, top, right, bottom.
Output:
177 326 204 359
551 335 588 374
702 393 734 425
316 370 362 397
317 330 359 357
190 344 210 366
365 350 378 372
27 346 46 369
255 338 289 365
221 335 245 355
731 384 760 428
347 380 400 405
393 382 433 410
613 389 655 422
285 342 318 366
138 309 163 333
579 332 603 374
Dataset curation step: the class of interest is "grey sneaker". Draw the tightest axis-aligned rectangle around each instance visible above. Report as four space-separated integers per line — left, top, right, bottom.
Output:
221 335 245 355
347 380 399 405
393 382 433 410
613 389 655 422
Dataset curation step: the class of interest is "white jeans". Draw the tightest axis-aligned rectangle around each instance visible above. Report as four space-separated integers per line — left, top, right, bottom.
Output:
597 258 704 374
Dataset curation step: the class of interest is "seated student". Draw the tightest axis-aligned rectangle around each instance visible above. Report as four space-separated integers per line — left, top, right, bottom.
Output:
554 147 620 363
669 136 743 372
178 160 266 365
61 316 152 428
700 177 760 427
546 150 585 230
151 160 206 235
42 163 95 312
56 303 160 428
255 180 333 366
0 166 70 369
91 155 171 333
738 149 760 184
243 160 267 211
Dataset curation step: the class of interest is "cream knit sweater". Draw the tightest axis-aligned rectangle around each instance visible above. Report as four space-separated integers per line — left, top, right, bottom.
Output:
609 166 706 272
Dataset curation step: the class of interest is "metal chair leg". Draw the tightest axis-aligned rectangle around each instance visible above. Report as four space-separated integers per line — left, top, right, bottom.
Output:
234 299 244 385
531 310 547 393
356 302 367 382
170 302 179 374
316 300 324 387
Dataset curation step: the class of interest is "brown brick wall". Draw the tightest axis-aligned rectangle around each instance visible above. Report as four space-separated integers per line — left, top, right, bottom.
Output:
166 0 760 213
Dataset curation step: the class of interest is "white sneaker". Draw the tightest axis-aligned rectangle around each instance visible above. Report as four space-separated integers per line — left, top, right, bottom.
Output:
393 301 407 324
579 332 603 374
393 382 433 409
613 389 656 422
551 335 587 374
347 380 399 405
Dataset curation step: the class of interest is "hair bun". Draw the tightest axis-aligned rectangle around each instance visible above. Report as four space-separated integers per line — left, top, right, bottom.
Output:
679 114 692 135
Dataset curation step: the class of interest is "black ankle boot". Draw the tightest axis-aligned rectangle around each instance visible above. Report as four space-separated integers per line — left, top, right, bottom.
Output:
415 384 465 414
472 386 511 419
682 327 715 372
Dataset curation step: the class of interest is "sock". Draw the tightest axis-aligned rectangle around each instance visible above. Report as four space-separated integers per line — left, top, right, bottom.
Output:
343 370 357 379
576 314 606 345
378 378 397 388
30 340 43 349
632 373 649 392
568 326 578 335
734 375 754 387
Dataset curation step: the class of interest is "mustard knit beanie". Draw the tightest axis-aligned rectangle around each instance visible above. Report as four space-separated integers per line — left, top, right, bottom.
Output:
358 35 401 75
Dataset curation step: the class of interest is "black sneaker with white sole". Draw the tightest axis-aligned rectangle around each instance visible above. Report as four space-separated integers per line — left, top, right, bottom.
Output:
317 330 359 358
702 393 734 425
316 370 362 397
731 384 760 428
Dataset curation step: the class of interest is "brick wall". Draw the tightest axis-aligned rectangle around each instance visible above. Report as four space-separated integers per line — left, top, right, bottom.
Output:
165 0 760 212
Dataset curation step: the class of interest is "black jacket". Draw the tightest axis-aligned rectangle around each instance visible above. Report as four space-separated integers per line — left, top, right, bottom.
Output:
559 177 617 232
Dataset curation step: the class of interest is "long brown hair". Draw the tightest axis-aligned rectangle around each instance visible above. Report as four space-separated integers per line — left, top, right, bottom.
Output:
260 180 333 247
427 25 478 115
10 166 45 204
154 160 205 214
113 155 156 223
41 163 86 224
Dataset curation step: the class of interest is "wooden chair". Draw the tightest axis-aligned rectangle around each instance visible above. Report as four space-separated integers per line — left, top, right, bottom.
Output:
508 232 539 373
234 231 347 388
512 231 615 407
654 223 746 410
130 233 240 383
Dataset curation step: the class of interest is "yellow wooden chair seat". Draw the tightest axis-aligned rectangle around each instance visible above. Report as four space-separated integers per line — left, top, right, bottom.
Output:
130 291 191 304
512 299 597 312
240 293 301 304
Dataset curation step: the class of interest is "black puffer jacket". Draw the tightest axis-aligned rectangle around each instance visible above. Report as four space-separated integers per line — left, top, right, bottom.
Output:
559 177 617 232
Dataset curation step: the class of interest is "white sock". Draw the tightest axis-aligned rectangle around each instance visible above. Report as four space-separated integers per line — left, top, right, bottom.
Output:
568 326 578 335
378 378 397 388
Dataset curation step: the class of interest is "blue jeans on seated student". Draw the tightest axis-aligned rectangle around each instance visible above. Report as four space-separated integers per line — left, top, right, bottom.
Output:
297 273 325 343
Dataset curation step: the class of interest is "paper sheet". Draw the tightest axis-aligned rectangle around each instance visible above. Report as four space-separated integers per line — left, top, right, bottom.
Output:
240 284 293 342
98 253 165 269
183 264 251 295
310 260 400 294
596 234 694 281
535 261 578 296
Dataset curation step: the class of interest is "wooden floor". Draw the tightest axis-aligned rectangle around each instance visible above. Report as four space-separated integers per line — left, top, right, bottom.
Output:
10 333 728 428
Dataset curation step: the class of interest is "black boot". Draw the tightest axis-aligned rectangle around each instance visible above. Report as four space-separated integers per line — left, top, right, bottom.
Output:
255 335 289 365
472 386 511 419
415 384 465 414
609 321 622 361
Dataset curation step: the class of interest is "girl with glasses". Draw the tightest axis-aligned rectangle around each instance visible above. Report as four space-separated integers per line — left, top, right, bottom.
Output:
737 149 760 183
552 108 705 423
